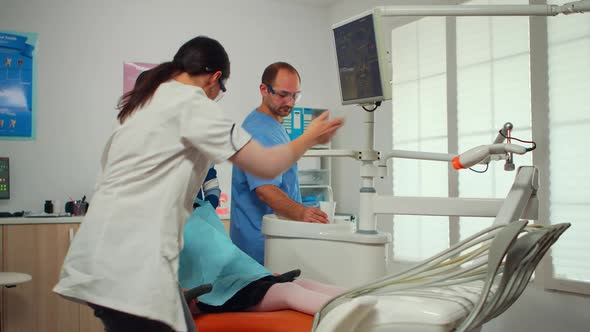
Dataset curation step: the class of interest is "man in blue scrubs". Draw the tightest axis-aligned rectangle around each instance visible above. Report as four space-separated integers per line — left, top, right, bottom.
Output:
230 62 328 264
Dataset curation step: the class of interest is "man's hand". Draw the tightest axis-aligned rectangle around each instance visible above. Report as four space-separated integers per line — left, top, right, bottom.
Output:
302 206 329 224
256 185 329 223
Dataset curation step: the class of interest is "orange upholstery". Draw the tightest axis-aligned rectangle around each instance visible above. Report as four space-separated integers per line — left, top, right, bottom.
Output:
194 310 313 332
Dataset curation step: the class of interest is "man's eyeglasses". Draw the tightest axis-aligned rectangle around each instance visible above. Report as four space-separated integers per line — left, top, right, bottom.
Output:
265 84 301 103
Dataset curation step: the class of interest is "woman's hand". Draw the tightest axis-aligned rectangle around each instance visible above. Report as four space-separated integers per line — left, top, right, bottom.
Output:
304 111 344 146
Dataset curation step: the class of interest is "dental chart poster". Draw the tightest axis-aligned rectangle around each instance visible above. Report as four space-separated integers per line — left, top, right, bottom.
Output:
0 31 37 140
123 62 156 94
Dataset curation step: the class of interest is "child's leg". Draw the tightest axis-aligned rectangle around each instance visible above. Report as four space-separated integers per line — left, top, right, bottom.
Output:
249 282 332 315
293 278 346 297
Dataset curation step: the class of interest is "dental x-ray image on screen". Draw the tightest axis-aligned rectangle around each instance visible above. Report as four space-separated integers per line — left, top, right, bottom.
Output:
333 11 389 105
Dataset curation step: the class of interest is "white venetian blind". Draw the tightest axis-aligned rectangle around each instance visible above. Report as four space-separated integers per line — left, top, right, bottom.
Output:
391 17 449 261
547 0 590 285
456 0 532 239
389 0 590 295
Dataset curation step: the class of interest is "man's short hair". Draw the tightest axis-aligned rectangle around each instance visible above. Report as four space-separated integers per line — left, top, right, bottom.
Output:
261 62 301 86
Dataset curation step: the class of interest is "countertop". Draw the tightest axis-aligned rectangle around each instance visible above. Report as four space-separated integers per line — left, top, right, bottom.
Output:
0 216 84 225
0 216 230 227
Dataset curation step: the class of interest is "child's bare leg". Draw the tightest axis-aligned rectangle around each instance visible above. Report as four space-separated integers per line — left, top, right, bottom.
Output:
293 278 346 296
249 282 332 315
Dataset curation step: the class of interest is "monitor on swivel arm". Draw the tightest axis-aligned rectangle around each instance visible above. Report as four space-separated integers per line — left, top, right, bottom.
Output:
332 8 392 106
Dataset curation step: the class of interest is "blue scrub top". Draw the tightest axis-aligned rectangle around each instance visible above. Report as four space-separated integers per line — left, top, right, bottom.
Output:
230 109 302 264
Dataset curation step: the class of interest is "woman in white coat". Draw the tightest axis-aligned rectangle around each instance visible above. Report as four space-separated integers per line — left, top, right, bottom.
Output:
53 35 343 332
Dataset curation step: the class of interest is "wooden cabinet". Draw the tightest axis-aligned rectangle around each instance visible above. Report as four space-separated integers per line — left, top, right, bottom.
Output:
1 223 103 332
79 304 105 332
221 218 230 233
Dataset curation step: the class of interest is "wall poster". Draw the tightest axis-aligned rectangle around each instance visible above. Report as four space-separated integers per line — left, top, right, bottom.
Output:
123 62 157 94
0 31 37 140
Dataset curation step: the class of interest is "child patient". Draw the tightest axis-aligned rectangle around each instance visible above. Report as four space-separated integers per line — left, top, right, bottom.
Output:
179 200 345 315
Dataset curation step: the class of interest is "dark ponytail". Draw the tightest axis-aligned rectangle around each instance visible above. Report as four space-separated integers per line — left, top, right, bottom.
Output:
117 36 230 124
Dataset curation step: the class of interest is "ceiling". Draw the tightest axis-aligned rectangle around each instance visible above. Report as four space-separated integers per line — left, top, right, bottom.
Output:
272 0 343 8
276 0 464 8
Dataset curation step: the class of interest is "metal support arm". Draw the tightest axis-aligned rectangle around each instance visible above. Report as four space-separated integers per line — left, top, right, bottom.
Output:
378 1 590 17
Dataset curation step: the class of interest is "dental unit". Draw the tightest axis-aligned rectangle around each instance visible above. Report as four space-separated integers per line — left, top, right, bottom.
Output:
183 2 590 332
263 1 589 331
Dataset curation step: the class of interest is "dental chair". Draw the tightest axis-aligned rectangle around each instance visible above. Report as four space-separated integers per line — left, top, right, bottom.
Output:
187 218 568 332
187 159 568 332
186 219 568 332
194 310 313 332
311 220 570 332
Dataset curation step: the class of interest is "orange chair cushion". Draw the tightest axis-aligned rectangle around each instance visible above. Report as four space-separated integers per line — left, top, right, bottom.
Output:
194 310 313 332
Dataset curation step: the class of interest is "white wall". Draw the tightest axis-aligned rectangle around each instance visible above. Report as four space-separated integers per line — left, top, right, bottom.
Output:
327 1 590 331
0 0 339 212
2 0 588 329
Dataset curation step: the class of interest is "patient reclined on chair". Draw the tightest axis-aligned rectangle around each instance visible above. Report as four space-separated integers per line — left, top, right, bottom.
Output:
179 200 343 330
184 220 569 332
184 283 314 332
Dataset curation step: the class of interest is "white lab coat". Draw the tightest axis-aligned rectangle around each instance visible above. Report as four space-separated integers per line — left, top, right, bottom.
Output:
53 80 251 331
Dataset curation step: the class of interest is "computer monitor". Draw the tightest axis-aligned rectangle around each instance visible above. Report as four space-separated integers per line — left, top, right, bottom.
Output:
332 8 392 106
0 158 9 200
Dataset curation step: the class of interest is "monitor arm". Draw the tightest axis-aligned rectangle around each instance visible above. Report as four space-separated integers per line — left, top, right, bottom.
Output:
377 1 590 17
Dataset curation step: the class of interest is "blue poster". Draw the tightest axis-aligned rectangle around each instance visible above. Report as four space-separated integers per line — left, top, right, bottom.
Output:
0 31 37 140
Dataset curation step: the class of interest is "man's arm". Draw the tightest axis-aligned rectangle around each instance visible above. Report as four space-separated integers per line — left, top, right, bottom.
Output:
255 185 328 224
